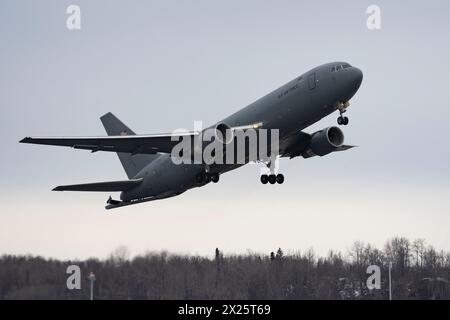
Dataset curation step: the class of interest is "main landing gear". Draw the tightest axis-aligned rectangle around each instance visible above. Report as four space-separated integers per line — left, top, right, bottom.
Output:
260 159 284 185
337 101 350 126
260 174 284 185
196 172 220 184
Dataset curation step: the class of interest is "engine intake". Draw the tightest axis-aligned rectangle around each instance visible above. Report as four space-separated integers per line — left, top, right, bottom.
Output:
303 126 344 158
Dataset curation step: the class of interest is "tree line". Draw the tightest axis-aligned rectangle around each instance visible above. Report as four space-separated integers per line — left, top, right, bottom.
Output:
0 237 449 299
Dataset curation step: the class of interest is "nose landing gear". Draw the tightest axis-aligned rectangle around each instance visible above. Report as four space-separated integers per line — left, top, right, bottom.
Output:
337 101 350 126
337 116 349 125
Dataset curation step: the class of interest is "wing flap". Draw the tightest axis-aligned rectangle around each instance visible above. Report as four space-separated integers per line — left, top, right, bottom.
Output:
52 178 143 192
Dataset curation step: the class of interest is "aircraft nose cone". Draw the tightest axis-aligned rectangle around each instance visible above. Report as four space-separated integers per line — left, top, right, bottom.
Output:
352 67 363 90
339 66 363 101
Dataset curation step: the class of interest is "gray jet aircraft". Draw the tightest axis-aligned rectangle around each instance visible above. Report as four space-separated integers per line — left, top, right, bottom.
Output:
20 62 363 209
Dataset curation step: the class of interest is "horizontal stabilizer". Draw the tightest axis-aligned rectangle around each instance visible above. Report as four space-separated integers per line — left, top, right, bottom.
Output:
52 178 143 192
105 190 183 210
105 196 156 210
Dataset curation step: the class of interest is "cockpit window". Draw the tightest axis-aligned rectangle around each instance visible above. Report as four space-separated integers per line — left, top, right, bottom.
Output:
331 63 352 72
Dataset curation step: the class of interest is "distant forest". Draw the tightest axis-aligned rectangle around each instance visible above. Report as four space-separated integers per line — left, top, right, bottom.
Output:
0 237 449 300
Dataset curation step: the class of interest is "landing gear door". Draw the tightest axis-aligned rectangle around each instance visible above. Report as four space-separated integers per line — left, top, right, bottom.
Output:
308 72 316 90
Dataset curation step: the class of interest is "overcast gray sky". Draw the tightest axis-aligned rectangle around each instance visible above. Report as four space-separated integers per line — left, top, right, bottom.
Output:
1 0 449 259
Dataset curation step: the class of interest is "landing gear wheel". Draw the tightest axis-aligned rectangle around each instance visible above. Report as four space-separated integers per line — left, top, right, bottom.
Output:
276 174 284 184
205 174 212 183
337 116 349 126
343 116 349 125
260 175 269 184
211 173 220 183
268 174 277 184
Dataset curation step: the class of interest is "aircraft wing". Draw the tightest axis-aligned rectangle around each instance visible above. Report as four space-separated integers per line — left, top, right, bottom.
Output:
20 132 198 155
53 178 143 192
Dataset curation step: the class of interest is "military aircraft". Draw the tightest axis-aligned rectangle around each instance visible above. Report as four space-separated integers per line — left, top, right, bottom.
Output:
20 62 363 209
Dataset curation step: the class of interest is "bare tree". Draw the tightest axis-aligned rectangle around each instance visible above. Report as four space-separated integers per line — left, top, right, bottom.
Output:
412 239 426 267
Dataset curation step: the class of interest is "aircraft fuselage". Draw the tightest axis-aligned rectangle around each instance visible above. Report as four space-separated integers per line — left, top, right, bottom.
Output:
122 62 363 203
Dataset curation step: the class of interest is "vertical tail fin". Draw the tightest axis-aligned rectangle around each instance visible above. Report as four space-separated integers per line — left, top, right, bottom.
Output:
100 112 159 179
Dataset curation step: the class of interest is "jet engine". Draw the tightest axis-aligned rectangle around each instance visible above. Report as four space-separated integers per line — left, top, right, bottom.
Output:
303 126 344 158
215 122 234 144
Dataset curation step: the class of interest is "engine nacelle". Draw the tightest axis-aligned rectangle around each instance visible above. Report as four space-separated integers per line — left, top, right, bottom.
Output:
215 122 234 144
303 126 344 158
